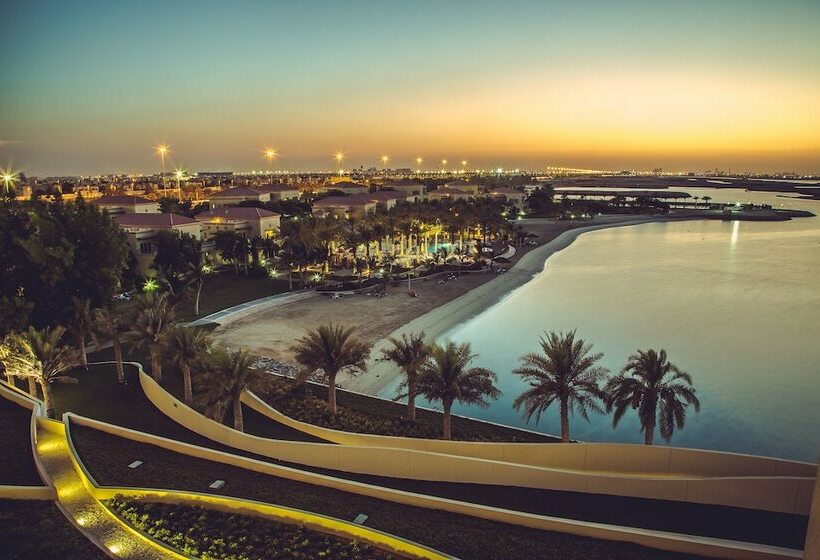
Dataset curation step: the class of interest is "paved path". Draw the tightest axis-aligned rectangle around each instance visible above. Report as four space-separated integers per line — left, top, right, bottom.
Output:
187 290 319 327
35 417 179 559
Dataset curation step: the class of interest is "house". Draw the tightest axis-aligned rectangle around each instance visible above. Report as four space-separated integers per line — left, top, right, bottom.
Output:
326 181 370 195
195 207 281 242
115 213 201 274
256 183 301 201
383 178 426 197
363 190 416 211
312 195 376 219
427 187 473 202
210 186 270 208
444 179 481 196
92 194 159 215
488 186 527 209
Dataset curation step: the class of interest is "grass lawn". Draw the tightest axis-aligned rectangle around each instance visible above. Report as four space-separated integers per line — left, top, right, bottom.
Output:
0 396 43 486
72 424 807 558
256 378 558 442
176 271 292 321
0 499 109 560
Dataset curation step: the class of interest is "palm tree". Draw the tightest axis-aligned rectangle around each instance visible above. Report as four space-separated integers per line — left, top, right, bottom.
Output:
198 345 260 432
128 292 175 382
68 296 94 366
164 326 211 406
512 330 608 442
92 307 128 384
0 326 78 418
416 341 500 439
381 332 429 421
291 324 371 415
605 349 700 445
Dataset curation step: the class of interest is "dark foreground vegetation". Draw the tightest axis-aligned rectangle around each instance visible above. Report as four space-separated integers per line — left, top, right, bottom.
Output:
0 396 43 485
107 495 398 560
0 499 108 560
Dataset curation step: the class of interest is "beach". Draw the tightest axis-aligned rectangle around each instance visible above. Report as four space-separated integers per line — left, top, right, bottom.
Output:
213 215 680 395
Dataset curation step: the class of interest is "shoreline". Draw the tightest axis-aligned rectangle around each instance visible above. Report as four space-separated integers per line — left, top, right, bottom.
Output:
343 215 685 396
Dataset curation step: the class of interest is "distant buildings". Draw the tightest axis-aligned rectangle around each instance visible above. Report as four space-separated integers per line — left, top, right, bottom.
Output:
210 186 270 208
91 195 159 215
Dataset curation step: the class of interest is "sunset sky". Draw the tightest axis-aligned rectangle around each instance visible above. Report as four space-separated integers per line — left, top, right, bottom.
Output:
2 0 819 176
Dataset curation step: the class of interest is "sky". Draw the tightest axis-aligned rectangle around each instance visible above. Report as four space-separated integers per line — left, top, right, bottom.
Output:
1 0 819 176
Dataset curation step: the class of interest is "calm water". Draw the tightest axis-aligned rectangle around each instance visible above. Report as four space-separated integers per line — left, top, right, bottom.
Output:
383 188 820 462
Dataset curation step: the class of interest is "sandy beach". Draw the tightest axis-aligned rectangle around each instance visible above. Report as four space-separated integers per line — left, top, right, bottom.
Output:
213 215 680 395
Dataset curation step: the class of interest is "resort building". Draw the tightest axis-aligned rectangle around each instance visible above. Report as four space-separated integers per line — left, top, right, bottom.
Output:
114 213 201 273
92 194 159 215
427 186 473 202
256 183 301 201
326 180 370 195
488 186 527 209
383 178 426 197
195 206 281 241
312 195 377 219
444 179 481 196
210 186 270 208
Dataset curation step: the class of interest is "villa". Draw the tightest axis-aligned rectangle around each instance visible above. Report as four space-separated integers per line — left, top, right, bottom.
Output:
383 178 426 197
256 183 301 201
312 194 377 218
326 180 370 195
92 194 159 215
195 206 281 241
427 186 473 202
209 186 271 208
488 186 527 209
114 212 201 273
444 179 481 196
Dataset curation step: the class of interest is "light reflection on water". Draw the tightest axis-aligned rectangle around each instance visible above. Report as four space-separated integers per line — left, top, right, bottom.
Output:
382 188 820 461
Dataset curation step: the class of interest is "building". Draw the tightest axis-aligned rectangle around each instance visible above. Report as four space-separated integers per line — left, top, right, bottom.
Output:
195 207 281 242
444 179 481 196
383 178 426 197
210 186 270 208
312 195 377 219
256 183 301 201
92 195 159 215
488 186 527 209
327 181 370 195
115 213 201 273
427 186 473 202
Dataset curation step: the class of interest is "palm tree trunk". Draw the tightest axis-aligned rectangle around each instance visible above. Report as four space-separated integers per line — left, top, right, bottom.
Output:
182 362 193 406
28 377 37 397
77 336 88 366
328 371 338 415
113 339 125 384
41 380 55 419
150 348 162 382
233 395 244 432
560 399 570 443
644 416 656 445
442 399 452 439
406 380 416 422
194 279 203 316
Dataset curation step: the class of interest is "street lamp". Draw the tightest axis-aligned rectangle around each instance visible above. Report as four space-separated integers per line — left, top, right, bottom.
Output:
174 169 185 201
461 160 467 173
1 169 17 195
441 159 447 173
381 155 389 169
335 152 345 176
416 157 423 174
155 144 170 195
263 148 277 182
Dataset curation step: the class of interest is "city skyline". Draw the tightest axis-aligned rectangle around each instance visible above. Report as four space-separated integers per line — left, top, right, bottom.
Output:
2 0 820 176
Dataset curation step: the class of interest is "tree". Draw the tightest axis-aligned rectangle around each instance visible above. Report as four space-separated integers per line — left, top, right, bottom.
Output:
512 330 608 442
164 326 211 406
381 332 429 421
127 293 175 382
153 230 207 310
416 341 500 439
0 326 78 418
605 349 700 445
68 296 94 366
527 185 556 216
198 345 260 432
291 324 371 415
92 307 128 384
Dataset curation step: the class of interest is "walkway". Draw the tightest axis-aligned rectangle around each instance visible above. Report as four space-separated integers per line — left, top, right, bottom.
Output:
34 417 180 559
187 290 319 327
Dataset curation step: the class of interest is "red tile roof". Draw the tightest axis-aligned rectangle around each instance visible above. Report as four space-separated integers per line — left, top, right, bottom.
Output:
256 184 299 193
196 207 280 220
211 186 265 198
115 213 198 228
93 195 155 205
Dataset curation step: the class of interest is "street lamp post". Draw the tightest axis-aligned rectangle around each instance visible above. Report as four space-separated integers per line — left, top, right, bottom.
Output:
335 152 345 176
156 144 169 196
264 148 277 183
381 155 389 170
441 159 447 173
174 169 185 202
416 157 423 174
2 170 16 195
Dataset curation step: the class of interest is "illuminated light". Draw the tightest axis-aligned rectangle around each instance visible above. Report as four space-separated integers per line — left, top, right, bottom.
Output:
381 155 389 167
312 273 322 282
76 517 87 526
108 543 121 554
268 268 279 278
155 144 169 157
142 278 159 293
202 264 213 274
1 169 17 193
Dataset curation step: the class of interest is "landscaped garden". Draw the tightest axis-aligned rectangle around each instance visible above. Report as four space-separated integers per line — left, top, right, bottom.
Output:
0 395 43 486
107 495 400 560
0 499 109 560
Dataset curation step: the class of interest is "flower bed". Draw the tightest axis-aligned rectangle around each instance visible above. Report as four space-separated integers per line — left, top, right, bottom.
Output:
106 496 399 560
